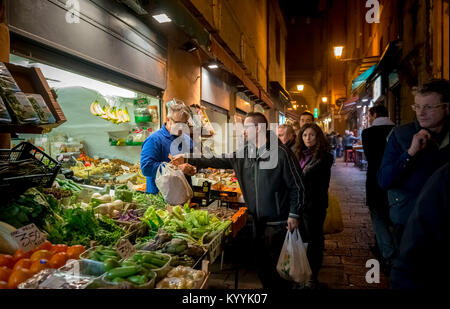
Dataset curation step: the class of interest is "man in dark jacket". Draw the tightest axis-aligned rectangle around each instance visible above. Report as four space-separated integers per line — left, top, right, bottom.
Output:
362 105 396 273
171 112 305 289
390 162 449 289
377 79 450 249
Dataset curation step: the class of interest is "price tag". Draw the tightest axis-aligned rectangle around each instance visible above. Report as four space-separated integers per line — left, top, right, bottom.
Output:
115 238 135 259
11 223 46 253
101 158 110 164
121 165 130 171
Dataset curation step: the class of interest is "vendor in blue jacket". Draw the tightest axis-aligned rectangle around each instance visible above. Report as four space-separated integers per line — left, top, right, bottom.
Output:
140 103 195 194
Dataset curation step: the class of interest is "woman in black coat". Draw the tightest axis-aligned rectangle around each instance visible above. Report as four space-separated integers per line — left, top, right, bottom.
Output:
294 123 334 284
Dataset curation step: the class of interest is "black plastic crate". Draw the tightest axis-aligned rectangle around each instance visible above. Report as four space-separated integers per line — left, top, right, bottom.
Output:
0 142 61 193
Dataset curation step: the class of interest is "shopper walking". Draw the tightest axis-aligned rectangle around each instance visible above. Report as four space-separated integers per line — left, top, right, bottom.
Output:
293 123 333 286
377 79 450 249
299 111 315 128
361 105 396 274
342 130 357 162
171 112 305 289
140 103 195 194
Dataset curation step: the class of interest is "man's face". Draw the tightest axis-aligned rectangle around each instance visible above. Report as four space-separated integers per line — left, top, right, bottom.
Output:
277 127 294 145
244 117 266 147
300 115 313 128
368 112 376 125
167 111 188 136
414 93 449 130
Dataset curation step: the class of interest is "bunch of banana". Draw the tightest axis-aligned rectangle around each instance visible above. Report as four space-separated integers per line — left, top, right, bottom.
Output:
89 100 106 116
89 100 130 123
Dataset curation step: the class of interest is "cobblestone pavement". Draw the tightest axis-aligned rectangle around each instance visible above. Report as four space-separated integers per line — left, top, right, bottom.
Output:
319 158 389 289
206 158 389 289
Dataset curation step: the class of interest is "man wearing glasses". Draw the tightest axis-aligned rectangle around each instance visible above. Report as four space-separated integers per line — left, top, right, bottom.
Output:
377 79 449 251
140 103 195 194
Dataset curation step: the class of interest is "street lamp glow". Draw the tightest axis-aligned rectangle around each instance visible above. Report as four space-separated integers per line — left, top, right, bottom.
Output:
297 84 304 91
334 46 344 58
322 97 328 103
152 13 172 23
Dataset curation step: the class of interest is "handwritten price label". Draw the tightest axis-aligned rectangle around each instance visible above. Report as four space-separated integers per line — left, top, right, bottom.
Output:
121 165 130 172
115 238 135 259
11 224 46 253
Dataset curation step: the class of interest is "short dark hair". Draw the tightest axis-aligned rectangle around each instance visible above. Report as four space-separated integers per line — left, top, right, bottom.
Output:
413 79 450 103
369 105 389 117
300 111 315 121
245 112 268 127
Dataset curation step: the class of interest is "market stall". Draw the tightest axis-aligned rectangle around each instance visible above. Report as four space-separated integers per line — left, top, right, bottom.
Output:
0 59 248 290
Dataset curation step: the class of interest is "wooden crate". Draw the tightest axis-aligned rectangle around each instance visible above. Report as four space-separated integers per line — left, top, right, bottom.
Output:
0 62 66 134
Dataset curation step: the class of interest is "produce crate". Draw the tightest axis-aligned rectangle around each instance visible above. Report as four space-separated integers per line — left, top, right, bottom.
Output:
202 229 225 264
100 269 157 289
0 142 61 193
231 207 248 238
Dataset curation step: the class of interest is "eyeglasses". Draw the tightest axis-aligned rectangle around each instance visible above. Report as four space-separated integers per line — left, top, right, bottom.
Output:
411 104 448 112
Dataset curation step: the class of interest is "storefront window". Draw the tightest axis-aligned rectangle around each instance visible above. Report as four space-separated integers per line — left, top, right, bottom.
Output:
9 54 161 164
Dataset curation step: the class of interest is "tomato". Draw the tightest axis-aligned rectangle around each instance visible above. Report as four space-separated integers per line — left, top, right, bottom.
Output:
0 266 12 282
51 244 68 254
13 249 32 263
30 250 53 262
0 254 14 268
66 245 86 260
33 240 52 252
29 259 50 274
7 268 34 289
13 258 32 271
0 281 8 289
49 252 68 269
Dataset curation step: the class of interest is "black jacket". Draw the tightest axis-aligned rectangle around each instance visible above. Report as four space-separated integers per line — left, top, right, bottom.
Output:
187 131 305 223
390 163 449 289
300 152 334 213
362 122 395 209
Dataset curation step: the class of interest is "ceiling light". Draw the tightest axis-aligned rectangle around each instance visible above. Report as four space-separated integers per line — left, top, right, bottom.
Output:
362 98 369 102
322 97 328 103
297 84 304 91
152 13 172 23
208 63 219 69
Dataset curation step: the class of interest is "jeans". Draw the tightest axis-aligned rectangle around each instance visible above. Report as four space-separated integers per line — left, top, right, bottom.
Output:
369 206 396 260
299 209 327 280
252 220 292 289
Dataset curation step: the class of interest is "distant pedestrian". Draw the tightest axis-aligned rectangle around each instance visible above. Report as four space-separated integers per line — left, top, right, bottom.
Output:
361 105 396 274
377 79 450 249
294 123 333 287
299 111 315 128
278 124 296 152
342 130 357 161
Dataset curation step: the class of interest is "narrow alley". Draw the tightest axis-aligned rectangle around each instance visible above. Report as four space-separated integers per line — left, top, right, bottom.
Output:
207 157 389 289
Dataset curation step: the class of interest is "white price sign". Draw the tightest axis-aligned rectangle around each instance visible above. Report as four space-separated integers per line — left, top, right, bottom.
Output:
115 238 135 259
121 165 130 171
11 223 47 253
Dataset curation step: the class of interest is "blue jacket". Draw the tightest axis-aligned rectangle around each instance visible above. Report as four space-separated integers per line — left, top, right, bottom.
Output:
377 120 449 225
390 163 449 289
140 124 193 194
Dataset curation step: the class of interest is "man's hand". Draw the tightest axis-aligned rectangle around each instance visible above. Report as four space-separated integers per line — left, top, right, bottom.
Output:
408 129 431 156
287 217 299 232
169 154 185 166
179 163 197 176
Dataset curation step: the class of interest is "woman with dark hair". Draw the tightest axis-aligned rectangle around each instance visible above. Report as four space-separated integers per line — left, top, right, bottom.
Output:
294 123 334 287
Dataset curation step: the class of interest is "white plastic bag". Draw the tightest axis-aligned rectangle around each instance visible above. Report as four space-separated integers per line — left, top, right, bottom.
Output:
276 229 312 285
155 163 193 205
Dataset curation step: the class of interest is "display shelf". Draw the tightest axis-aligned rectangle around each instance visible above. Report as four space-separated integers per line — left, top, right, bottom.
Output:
1 62 66 134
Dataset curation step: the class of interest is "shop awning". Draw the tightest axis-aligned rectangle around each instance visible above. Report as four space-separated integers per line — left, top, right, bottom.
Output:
339 95 359 114
351 65 376 91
